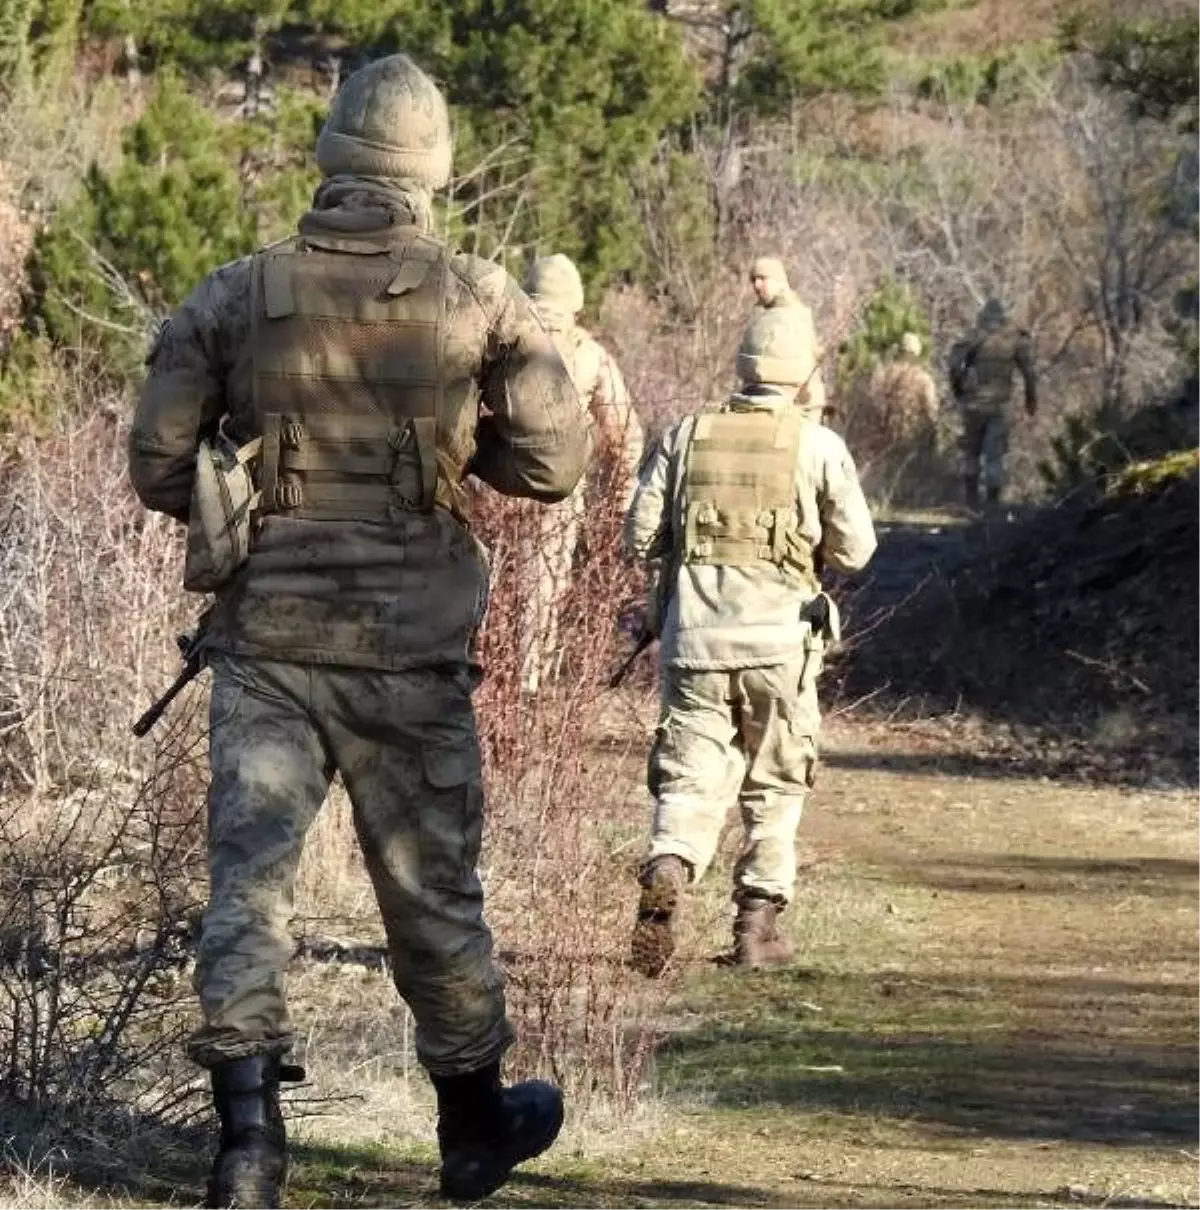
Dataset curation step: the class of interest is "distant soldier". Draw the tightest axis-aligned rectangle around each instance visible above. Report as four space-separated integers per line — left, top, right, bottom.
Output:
948 298 1037 512
868 331 939 442
519 253 644 693
623 308 876 975
747 256 826 420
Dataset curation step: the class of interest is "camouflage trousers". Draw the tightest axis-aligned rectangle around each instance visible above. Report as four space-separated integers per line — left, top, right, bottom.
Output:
646 655 820 904
518 485 585 694
187 653 513 1076
960 407 1011 497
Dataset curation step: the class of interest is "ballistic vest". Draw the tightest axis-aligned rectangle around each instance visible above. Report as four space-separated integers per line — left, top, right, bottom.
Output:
960 325 1020 411
250 230 470 522
681 408 816 586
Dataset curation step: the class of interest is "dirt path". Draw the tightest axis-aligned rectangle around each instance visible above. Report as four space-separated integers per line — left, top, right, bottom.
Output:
282 517 1196 1209
276 712 1197 1210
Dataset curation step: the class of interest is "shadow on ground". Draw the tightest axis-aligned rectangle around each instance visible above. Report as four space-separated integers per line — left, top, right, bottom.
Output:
887 852 1199 898
660 965 1199 1149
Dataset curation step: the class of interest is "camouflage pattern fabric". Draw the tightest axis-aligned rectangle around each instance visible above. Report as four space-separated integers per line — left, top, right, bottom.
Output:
867 358 939 441
129 179 589 674
518 488 585 694
188 653 513 1076
646 657 819 904
519 317 643 693
624 394 875 669
960 408 1011 496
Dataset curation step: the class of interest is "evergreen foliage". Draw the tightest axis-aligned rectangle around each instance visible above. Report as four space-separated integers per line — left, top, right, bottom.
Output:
1060 11 1200 131
371 0 699 286
838 277 931 379
731 0 890 112
31 72 255 367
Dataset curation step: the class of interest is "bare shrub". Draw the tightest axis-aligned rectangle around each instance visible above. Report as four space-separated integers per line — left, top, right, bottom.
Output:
0 407 193 794
618 64 1194 508
470 454 671 1115
0 717 206 1127
0 394 210 1169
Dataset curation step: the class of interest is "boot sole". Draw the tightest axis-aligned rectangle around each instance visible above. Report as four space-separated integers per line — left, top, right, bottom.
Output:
439 1097 565 1203
630 876 680 978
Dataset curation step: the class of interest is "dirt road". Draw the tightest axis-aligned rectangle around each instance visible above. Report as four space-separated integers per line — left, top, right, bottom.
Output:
284 515 1197 1208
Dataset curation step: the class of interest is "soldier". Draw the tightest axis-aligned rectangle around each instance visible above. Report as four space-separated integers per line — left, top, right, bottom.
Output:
623 308 876 977
867 331 939 441
747 255 827 421
948 298 1037 512
127 55 590 1208
518 253 644 694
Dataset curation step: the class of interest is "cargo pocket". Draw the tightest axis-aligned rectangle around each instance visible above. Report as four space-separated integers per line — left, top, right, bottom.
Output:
207 657 245 733
419 738 485 891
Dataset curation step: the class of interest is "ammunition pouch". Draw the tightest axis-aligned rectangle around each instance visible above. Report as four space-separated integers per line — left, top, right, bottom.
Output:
183 433 262 593
682 408 816 587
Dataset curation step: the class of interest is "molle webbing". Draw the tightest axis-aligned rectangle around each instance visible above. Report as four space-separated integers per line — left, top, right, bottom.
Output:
967 329 1016 395
683 409 814 581
250 232 460 521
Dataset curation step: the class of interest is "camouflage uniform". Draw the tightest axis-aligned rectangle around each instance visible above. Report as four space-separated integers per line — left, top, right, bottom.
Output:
129 54 585 1207
949 299 1038 510
748 255 827 421
518 254 644 693
624 308 876 974
867 331 940 442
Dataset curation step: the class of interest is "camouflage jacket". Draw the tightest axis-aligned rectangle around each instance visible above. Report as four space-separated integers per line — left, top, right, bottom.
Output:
545 320 644 509
623 393 876 670
129 192 590 671
948 322 1037 414
869 358 939 434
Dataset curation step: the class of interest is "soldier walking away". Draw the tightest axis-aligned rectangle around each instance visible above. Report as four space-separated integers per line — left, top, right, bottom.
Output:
128 54 590 1208
622 307 876 977
519 253 644 695
746 255 828 421
948 298 1038 513
870 331 939 439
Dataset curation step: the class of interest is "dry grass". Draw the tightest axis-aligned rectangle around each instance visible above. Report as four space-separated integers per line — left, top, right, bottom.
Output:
0 390 676 1205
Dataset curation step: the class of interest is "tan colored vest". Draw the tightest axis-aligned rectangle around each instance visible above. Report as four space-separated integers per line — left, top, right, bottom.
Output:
250 231 469 522
681 409 816 585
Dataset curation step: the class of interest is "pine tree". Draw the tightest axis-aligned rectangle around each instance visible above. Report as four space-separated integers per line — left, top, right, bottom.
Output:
0 0 38 85
33 72 256 368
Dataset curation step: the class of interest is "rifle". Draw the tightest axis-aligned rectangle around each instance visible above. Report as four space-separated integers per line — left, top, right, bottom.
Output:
607 627 656 689
132 610 212 738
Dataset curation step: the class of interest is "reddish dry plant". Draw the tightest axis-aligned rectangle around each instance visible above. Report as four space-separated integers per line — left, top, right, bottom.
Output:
470 453 671 1112
0 400 674 1119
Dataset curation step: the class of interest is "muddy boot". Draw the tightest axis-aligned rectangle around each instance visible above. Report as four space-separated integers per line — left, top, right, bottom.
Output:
630 855 688 978
732 895 795 969
433 1063 564 1203
206 1056 303 1209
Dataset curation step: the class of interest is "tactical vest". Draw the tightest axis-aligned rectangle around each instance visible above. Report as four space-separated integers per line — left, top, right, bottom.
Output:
250 230 468 523
681 408 815 585
961 326 1017 407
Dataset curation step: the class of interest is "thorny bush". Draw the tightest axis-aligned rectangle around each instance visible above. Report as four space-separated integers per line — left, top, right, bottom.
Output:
471 447 670 1113
0 391 675 1141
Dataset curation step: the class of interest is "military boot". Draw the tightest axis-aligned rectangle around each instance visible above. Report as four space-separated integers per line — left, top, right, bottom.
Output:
732 895 795 969
206 1056 302 1209
630 855 688 978
433 1063 564 1203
